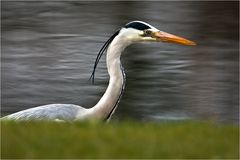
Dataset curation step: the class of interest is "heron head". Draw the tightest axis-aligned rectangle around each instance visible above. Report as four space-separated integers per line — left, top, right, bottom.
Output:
89 21 196 84
121 21 196 45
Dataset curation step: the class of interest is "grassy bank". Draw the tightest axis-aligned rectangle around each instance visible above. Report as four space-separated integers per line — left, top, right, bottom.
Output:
1 120 239 159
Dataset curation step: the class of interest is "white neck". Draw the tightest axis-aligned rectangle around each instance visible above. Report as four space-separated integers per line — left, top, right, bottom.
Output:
88 33 130 120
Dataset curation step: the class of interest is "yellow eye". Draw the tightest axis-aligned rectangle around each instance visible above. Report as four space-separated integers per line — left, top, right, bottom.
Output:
143 30 152 37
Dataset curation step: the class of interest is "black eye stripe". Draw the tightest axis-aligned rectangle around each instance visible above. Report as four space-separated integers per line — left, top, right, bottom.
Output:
125 22 151 31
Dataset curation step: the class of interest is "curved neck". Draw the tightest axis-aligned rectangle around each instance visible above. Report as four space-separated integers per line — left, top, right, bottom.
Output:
89 34 128 121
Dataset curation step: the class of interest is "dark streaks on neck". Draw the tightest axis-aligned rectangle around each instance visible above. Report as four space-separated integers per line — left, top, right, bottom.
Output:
105 62 126 122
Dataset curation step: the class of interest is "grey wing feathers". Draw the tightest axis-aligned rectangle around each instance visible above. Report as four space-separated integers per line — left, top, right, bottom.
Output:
1 104 87 121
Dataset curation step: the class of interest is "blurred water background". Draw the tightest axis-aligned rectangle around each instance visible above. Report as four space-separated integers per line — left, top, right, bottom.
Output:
1 1 239 123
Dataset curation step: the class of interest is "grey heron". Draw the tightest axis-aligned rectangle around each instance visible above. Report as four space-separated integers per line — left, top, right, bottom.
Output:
1 21 196 122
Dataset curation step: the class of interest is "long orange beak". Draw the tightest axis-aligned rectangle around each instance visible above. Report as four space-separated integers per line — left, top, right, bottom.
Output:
153 31 196 46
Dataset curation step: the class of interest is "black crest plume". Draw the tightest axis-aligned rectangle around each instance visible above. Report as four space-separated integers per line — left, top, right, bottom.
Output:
89 30 120 84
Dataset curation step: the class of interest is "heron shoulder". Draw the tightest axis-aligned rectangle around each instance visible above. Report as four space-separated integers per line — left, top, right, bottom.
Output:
1 104 88 121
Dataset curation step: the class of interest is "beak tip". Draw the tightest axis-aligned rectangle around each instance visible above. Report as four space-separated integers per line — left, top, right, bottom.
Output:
188 41 197 46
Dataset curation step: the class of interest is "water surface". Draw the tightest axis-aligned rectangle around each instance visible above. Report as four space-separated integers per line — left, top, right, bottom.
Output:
1 1 239 123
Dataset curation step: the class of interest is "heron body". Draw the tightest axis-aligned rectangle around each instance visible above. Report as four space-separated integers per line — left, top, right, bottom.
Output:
2 21 195 121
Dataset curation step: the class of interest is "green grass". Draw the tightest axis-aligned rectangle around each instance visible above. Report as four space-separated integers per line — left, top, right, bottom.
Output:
1 120 239 159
